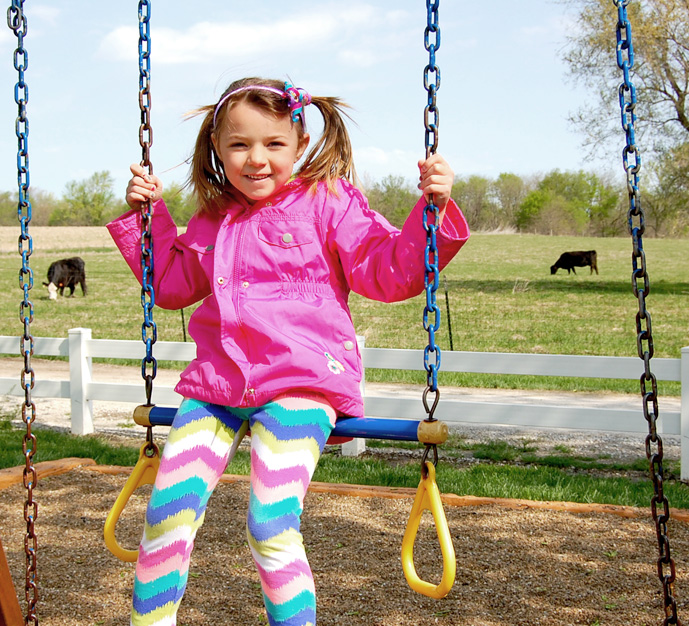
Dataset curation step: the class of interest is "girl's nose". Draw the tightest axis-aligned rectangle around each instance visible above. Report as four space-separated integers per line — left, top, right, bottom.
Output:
247 145 268 166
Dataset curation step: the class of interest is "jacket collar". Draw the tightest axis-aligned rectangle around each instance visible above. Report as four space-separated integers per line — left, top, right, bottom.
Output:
222 178 307 213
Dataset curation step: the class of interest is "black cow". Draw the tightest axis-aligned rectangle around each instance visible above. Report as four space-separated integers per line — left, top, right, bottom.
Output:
550 250 598 275
43 257 87 300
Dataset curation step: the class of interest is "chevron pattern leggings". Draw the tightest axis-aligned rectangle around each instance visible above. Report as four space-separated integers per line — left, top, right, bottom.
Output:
130 394 337 626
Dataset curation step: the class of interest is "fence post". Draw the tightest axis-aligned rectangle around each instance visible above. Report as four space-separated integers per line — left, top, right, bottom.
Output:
681 346 689 481
68 327 94 435
341 336 366 457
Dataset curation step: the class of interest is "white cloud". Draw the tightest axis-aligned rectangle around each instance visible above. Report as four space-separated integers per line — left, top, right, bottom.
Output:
32 5 60 26
99 17 339 64
98 25 134 61
385 10 410 23
97 4 409 67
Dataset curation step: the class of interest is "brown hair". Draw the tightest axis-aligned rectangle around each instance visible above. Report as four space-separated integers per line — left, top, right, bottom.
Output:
187 77 358 213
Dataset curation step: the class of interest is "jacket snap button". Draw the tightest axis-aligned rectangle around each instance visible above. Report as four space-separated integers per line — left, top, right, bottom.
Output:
217 277 225 285
242 281 250 288
344 340 354 351
282 233 293 244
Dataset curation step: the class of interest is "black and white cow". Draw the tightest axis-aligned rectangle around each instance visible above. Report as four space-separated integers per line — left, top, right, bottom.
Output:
550 250 598 275
43 257 87 300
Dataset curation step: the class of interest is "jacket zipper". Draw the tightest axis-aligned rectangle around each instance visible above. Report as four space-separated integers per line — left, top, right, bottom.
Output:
231 210 253 405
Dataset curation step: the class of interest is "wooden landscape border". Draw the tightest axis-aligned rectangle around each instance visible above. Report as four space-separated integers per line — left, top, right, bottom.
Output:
1 457 688 523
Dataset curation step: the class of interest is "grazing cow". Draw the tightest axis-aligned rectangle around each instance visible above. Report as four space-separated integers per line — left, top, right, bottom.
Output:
550 250 598 275
43 257 87 300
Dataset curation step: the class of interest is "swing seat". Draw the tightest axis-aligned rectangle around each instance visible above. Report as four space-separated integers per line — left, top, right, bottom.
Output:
133 405 448 444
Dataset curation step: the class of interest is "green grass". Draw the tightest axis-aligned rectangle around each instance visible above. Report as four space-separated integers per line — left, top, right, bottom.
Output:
3 229 686 394
315 449 689 509
3 416 688 509
0 416 141 468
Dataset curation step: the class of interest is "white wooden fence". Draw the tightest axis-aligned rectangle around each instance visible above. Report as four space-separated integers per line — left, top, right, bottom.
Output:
1 329 688 477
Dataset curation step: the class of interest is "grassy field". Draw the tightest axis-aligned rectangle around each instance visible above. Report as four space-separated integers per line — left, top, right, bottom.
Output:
1 226 688 395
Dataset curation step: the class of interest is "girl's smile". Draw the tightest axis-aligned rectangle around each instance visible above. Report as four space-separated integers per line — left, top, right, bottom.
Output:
212 101 310 204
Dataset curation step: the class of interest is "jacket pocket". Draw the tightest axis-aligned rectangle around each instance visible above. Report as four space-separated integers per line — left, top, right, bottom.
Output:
258 219 315 249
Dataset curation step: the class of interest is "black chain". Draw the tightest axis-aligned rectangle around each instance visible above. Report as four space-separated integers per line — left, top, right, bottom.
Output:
614 2 681 624
7 0 39 623
421 0 441 475
138 0 156 408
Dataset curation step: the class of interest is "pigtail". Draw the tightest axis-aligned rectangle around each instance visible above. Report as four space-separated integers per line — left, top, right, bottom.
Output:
298 96 359 192
186 104 228 213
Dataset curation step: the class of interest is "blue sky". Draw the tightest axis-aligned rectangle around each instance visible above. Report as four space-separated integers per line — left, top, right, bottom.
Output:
0 0 621 199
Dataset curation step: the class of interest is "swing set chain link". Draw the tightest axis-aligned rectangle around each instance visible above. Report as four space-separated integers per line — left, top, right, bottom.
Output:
421 443 438 478
421 0 442 479
423 0 440 159
138 0 156 404
422 0 441 427
614 2 680 623
8 0 39 622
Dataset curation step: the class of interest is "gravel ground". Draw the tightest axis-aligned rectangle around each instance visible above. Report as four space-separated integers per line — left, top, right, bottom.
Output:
1 468 689 626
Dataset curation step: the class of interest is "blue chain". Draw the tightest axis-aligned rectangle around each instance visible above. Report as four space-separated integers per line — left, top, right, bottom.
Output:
614 3 680 624
422 0 441 421
138 0 156 404
7 0 38 622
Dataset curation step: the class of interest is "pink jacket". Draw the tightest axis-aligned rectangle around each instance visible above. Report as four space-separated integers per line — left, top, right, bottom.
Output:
107 178 470 416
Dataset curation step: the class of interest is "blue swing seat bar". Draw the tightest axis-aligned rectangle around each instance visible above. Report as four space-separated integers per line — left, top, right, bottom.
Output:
136 404 442 443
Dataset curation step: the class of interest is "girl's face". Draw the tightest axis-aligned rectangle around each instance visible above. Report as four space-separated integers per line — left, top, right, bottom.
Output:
212 101 310 204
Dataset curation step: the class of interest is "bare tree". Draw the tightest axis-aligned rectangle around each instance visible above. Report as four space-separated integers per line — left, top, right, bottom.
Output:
562 0 689 158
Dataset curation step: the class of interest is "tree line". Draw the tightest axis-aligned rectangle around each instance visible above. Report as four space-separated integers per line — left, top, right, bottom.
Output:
0 163 687 237
0 172 196 229
370 166 687 236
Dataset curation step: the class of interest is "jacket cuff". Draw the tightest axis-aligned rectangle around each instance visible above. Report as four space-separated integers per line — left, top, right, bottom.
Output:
438 198 470 244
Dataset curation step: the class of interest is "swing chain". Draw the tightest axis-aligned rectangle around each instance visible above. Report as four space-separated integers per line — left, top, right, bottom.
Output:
422 0 441 418
423 0 440 160
8 0 39 622
422 386 440 476
144 424 156 456
138 0 156 405
421 444 438 478
614 2 681 624
421 0 442 477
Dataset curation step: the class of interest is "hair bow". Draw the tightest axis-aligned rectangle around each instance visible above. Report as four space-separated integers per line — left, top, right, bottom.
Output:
284 82 312 129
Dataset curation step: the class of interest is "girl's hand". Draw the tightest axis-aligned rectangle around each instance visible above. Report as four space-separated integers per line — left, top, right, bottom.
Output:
417 154 454 218
126 163 163 210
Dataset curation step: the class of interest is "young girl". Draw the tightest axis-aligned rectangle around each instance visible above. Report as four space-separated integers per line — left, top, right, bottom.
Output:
108 76 470 626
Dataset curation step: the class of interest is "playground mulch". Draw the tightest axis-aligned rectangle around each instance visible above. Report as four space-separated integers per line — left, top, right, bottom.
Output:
1 462 689 626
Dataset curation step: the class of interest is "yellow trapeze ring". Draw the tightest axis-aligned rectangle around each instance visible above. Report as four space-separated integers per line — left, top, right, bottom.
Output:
103 441 160 562
401 461 456 599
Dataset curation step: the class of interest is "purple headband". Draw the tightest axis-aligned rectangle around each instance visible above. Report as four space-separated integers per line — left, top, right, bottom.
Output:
212 82 312 129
